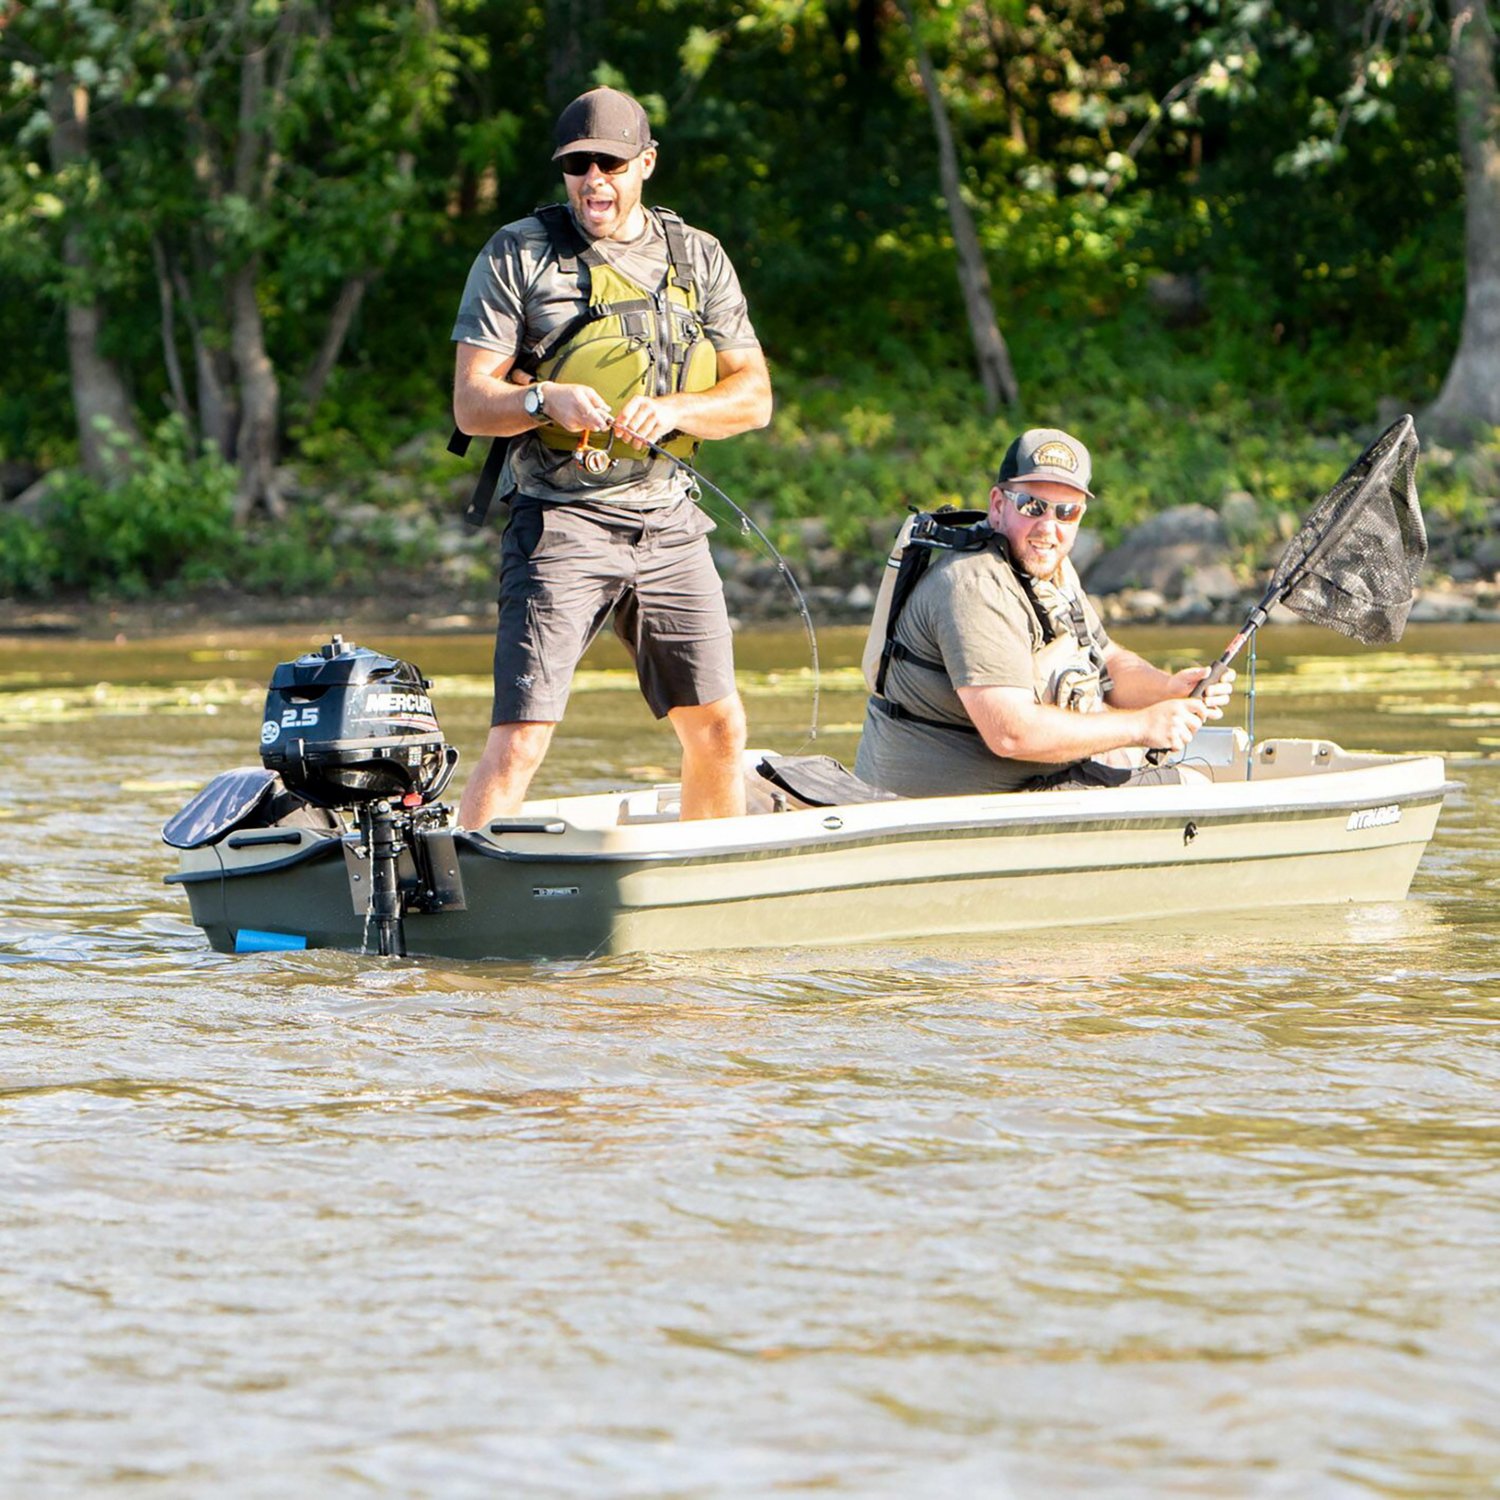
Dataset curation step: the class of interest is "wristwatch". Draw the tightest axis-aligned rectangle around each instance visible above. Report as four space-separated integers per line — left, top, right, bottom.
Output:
523 383 547 419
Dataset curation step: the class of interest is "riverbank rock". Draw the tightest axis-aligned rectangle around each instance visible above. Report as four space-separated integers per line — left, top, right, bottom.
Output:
1407 587 1480 623
1084 505 1233 601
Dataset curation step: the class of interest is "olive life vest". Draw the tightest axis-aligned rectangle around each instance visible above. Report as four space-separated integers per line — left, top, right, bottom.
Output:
862 509 1114 735
448 204 717 527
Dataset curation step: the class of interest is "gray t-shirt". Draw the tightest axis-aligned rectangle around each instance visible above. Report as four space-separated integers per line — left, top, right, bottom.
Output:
854 541 1112 795
452 207 760 509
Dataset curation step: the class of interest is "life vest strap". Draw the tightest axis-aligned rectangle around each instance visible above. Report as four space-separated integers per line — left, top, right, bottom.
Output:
868 694 980 735
887 639 945 675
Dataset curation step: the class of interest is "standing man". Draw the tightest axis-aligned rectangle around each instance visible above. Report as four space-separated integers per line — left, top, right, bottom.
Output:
855 427 1236 795
451 87 772 827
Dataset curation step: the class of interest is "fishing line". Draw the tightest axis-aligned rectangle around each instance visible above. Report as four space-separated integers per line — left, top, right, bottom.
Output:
602 431 822 750
1245 632 1258 781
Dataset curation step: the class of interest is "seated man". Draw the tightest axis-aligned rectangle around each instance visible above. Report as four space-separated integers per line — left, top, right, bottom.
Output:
854 427 1236 796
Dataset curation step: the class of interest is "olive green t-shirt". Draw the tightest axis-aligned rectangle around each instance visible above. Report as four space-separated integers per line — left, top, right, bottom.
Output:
854 541 1111 795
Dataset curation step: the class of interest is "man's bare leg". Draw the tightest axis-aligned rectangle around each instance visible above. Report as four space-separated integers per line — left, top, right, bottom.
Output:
457 721 556 828
669 694 748 820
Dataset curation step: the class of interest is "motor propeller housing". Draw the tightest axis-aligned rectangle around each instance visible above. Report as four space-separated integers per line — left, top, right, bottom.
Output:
259 635 455 809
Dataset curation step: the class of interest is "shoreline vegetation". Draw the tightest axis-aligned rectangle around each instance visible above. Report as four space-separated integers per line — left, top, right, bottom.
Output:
5 10 1499 633
4 372 1497 641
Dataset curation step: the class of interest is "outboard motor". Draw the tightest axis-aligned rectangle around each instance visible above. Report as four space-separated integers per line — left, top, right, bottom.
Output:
260 635 454 807
260 636 461 956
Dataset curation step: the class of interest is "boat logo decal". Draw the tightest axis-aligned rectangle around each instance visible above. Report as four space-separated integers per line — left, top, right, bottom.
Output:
532 885 581 899
260 720 281 745
363 690 434 719
1347 804 1401 831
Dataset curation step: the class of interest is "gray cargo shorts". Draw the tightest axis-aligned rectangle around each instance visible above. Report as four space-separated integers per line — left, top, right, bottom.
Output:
491 495 738 725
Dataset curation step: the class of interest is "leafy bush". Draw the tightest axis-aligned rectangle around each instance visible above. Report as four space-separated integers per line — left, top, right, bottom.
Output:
0 507 64 598
45 416 240 597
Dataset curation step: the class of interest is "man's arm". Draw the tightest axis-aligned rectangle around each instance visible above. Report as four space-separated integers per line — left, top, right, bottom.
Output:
957 683 1211 763
452 344 615 439
614 345 772 449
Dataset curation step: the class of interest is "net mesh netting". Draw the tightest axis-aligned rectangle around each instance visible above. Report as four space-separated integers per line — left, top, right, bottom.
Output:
1272 414 1426 645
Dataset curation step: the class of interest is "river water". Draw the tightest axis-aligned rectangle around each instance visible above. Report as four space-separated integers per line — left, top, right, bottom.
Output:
1 620 1497 1497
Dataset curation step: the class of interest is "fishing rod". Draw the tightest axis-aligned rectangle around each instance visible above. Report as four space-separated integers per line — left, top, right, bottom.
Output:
577 428 822 751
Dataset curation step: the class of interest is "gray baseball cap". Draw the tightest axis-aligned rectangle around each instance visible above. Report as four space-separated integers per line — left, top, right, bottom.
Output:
552 87 653 161
998 428 1094 496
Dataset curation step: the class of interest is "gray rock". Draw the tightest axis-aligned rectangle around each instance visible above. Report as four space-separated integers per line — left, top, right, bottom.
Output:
1085 504 1230 597
794 516 831 550
1106 587 1168 623
1067 530 1103 577
1165 595 1218 624
1179 561 1241 604
1469 534 1500 579
1407 589 1478 623
393 432 437 467
844 581 876 612
1220 489 1261 544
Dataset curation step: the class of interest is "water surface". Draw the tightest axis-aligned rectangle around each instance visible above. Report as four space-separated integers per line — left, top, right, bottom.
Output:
1 622 1496 1497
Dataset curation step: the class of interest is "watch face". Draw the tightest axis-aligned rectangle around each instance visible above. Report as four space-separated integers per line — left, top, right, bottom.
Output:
526 387 543 415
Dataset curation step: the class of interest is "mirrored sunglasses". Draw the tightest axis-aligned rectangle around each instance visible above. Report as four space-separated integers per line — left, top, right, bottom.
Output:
558 152 633 177
1005 488 1087 523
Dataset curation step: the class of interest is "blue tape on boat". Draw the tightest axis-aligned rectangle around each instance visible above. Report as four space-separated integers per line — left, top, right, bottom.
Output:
234 929 307 953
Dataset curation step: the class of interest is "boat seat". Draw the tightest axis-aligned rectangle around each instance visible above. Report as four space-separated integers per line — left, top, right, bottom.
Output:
753 754 903 810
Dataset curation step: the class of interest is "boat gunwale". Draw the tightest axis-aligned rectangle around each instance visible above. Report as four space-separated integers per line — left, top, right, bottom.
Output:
462 778 1455 867
164 834 344 885
163 757 1456 885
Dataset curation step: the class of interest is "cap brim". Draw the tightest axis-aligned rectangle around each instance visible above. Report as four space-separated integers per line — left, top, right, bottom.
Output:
552 138 649 161
1009 467 1093 498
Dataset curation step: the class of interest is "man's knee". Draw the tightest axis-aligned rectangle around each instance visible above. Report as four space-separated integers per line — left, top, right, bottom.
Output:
485 721 556 771
671 694 746 756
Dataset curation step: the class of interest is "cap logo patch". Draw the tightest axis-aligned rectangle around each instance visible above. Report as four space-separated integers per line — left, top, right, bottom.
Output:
1033 440 1078 472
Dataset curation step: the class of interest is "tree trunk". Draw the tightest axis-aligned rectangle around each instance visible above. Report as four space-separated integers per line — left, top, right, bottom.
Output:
1426 1 1500 438
230 263 284 521
150 237 194 435
47 73 141 480
900 1 1019 411
299 142 418 422
300 273 371 419
545 0 604 111
227 29 286 518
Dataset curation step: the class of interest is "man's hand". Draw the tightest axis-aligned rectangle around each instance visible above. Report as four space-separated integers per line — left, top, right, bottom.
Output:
538 381 614 434
1138 695 1212 754
1167 665 1237 719
613 394 676 450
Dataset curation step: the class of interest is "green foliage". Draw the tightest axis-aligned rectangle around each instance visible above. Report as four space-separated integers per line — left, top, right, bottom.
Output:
0 0 1493 606
0 508 65 599
42 416 239 597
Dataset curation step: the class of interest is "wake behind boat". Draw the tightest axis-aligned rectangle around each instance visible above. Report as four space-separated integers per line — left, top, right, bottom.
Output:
162 635 1452 961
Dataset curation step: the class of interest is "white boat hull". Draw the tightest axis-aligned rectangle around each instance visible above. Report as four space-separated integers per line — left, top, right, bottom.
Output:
167 734 1454 961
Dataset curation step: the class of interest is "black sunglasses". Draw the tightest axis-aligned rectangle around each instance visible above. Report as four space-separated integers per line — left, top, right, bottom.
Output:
1004 488 1087 523
558 152 633 177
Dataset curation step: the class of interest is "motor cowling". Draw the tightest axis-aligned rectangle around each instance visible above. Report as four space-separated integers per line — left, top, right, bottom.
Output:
259 635 454 809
